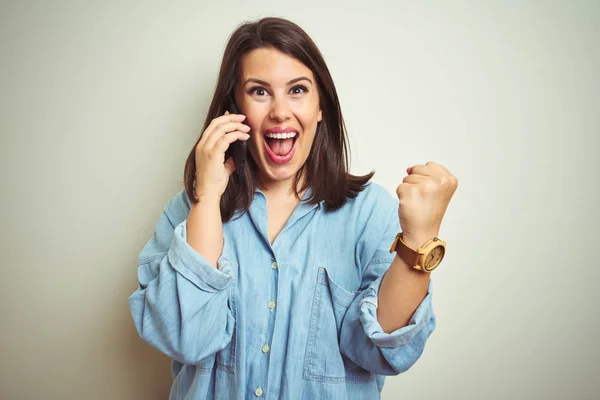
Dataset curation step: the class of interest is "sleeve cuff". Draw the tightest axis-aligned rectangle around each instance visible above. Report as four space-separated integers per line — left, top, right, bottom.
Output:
167 220 236 292
359 277 434 348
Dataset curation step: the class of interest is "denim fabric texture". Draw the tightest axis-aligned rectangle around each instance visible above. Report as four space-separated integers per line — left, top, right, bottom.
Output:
129 182 435 399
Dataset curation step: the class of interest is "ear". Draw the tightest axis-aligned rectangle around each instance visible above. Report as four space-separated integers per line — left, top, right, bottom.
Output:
317 109 322 122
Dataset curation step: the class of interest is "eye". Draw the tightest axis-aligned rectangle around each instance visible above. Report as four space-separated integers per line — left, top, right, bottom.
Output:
248 86 269 97
290 85 309 95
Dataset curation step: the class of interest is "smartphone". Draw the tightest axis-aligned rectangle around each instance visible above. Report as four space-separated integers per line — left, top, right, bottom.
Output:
225 96 247 175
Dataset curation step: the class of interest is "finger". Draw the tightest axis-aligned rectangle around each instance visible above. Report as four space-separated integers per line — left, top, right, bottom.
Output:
204 122 251 150
200 114 247 145
201 114 246 145
408 164 431 176
214 131 251 154
396 182 418 199
402 174 426 184
408 164 444 183
205 123 251 151
425 161 452 177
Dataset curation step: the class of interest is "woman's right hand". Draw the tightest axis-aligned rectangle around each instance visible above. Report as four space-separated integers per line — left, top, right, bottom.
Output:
194 112 251 200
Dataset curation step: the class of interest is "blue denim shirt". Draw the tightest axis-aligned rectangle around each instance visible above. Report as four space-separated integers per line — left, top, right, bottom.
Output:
129 182 435 399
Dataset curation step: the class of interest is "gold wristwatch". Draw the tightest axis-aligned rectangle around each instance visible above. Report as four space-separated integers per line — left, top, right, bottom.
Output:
389 233 446 272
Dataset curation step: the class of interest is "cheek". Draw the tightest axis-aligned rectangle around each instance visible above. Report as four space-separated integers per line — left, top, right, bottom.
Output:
244 115 259 133
298 102 322 127
243 105 265 130
297 111 320 143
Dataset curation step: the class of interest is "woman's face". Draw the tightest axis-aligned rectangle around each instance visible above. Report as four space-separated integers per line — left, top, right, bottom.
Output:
236 47 322 189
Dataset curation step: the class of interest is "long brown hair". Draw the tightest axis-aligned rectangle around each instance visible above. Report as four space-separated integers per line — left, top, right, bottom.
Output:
184 17 374 222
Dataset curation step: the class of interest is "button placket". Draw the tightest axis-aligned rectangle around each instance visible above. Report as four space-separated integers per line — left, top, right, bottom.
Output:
260 260 277 393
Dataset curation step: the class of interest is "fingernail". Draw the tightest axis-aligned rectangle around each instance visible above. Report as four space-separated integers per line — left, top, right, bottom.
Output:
224 111 230 115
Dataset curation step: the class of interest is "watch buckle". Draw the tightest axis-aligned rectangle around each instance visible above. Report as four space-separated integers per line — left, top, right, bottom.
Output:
389 233 401 253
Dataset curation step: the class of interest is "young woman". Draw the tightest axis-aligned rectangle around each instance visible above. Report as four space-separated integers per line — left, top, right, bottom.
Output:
129 17 458 400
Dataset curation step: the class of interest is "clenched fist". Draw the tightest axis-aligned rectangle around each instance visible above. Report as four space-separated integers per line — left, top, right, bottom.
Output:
396 162 458 249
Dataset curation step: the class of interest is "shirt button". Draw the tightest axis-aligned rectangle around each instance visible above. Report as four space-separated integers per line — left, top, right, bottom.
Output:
262 344 270 353
255 386 263 397
268 300 276 309
271 261 278 270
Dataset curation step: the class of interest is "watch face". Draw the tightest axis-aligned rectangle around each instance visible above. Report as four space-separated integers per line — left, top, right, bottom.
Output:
424 245 445 271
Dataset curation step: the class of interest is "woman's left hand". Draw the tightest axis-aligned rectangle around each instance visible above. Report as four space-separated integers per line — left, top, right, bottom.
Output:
396 161 458 249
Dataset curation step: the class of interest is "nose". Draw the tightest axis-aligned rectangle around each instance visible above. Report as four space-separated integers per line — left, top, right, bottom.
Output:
268 96 291 122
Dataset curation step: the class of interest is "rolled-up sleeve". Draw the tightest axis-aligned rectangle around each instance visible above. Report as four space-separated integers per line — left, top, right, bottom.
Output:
339 186 436 375
166 219 235 292
129 190 236 365
340 267 435 375
359 277 434 349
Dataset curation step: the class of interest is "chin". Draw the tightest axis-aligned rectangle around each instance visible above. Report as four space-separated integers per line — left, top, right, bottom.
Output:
262 162 300 182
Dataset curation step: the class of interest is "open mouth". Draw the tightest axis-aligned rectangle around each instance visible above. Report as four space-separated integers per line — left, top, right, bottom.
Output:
263 131 299 164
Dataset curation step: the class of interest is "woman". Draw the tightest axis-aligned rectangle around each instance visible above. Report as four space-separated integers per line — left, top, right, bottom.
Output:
129 17 457 399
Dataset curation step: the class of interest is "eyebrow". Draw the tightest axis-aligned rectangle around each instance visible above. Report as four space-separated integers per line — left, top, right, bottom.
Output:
243 76 313 86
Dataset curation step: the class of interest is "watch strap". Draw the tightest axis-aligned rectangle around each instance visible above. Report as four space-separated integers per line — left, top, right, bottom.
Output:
390 233 420 267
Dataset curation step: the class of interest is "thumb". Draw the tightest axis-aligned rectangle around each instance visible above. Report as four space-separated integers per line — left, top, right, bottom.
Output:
224 156 236 176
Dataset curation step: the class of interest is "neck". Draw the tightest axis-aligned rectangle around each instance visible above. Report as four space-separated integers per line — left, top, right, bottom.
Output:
257 173 306 201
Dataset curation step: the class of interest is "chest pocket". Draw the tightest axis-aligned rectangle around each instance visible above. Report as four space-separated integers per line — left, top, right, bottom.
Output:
303 267 375 384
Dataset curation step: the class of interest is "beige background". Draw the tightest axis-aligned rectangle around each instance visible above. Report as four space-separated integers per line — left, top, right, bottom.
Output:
1 1 598 399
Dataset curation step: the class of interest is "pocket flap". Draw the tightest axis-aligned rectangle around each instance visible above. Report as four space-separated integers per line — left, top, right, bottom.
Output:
318 267 358 309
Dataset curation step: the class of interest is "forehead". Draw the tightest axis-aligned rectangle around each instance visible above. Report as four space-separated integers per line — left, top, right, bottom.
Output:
240 48 315 84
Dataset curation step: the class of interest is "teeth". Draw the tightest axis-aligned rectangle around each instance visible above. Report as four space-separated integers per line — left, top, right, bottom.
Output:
265 132 297 139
